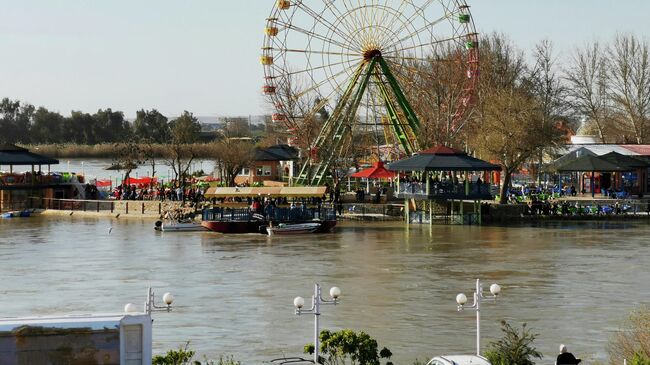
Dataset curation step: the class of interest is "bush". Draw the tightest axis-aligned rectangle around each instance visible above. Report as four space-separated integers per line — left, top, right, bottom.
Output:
484 321 542 365
608 305 650 364
630 353 650 365
304 329 393 365
153 342 196 365
152 342 241 365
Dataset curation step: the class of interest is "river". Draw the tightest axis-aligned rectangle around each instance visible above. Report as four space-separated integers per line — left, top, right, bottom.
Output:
0 217 648 364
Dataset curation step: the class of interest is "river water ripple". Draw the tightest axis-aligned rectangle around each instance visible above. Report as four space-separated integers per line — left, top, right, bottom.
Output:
1 217 648 363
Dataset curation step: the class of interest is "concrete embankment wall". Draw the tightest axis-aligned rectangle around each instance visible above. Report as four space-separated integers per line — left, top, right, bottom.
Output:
39 200 190 219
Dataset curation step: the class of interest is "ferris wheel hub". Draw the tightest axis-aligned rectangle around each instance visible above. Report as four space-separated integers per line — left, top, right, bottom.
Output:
362 49 383 61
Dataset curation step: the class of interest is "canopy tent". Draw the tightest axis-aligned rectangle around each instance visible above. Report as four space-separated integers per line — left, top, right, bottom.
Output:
600 151 650 169
554 155 624 172
0 144 59 169
387 145 501 172
204 186 327 199
350 161 396 179
553 154 645 198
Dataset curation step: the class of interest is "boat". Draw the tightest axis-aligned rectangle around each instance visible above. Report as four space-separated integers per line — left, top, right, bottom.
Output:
202 206 337 234
266 222 322 236
154 220 207 232
1 210 32 219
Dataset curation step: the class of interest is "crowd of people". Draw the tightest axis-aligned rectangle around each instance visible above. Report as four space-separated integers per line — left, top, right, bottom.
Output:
101 182 208 204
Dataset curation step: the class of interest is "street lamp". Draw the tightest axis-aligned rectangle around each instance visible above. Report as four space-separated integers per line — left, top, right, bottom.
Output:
456 279 501 356
124 287 174 315
294 283 341 364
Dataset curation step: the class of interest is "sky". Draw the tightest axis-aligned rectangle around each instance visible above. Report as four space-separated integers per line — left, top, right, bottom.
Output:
1 0 649 119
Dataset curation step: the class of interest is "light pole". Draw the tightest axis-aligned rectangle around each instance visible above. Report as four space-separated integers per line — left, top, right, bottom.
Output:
294 283 341 364
125 287 175 315
456 279 501 356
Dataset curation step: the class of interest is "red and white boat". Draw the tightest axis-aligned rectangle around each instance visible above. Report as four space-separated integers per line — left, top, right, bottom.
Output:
266 222 322 236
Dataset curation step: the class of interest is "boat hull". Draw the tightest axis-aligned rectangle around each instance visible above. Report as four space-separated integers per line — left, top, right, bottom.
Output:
267 223 322 236
201 220 267 234
202 220 336 234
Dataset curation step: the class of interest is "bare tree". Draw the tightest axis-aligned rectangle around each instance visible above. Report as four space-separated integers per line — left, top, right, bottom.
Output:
608 34 650 143
565 42 613 142
473 34 565 204
528 40 571 182
212 139 255 187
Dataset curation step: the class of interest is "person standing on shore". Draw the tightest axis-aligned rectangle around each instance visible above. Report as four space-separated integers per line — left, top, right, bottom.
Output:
556 344 581 365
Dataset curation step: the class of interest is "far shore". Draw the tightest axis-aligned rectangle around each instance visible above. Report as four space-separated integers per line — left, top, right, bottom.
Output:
22 143 215 159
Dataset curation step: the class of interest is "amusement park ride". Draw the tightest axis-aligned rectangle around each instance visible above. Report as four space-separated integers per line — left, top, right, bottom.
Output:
261 0 479 186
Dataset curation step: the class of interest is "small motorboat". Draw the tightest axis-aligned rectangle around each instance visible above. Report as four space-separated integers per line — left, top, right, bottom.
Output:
266 222 322 236
1 210 32 219
154 220 207 232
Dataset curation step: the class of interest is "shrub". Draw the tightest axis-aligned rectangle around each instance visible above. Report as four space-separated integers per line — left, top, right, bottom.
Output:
484 321 542 365
608 305 650 364
152 342 241 365
304 329 393 365
152 342 196 365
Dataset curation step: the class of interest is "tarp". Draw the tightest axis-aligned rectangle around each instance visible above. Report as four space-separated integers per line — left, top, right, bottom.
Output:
204 186 327 198
350 161 396 179
124 176 157 185
95 179 112 188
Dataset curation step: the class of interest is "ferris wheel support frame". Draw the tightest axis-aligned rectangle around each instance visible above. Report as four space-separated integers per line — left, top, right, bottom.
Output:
296 53 421 186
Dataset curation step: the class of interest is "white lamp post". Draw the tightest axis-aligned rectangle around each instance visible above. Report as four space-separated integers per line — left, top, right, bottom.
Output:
456 279 501 356
294 283 341 364
123 287 174 315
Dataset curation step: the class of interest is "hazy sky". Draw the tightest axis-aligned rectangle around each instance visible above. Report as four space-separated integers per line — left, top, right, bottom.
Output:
1 0 648 118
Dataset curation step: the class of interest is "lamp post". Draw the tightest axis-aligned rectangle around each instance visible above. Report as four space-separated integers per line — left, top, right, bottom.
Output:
125 287 175 315
456 279 501 356
294 283 341 364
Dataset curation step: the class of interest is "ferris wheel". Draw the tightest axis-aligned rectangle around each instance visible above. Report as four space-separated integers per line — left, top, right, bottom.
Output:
262 0 479 186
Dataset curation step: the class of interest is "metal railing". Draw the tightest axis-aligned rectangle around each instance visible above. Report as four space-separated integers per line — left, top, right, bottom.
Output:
398 182 492 199
202 206 337 222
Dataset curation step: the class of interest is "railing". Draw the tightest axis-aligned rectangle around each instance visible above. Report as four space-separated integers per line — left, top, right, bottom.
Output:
397 182 493 200
202 206 337 222
38 198 116 213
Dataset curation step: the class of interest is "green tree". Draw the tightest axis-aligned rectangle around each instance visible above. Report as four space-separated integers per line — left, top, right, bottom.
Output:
165 111 201 198
304 329 393 365
170 111 201 144
31 107 65 143
93 108 131 142
484 321 542 365
134 109 170 143
0 98 34 144
68 111 98 144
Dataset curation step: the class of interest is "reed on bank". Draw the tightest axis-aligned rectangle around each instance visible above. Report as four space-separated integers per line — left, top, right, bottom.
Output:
23 143 216 159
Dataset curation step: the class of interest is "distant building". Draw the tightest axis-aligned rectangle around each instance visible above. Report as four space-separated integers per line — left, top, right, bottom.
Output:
235 144 299 185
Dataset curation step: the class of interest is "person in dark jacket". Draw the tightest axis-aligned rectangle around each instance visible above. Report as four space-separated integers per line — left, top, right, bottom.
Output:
556 344 581 365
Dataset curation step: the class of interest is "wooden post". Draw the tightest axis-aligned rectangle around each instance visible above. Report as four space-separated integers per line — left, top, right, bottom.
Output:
142 202 145 214
126 202 129 215
404 198 409 224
